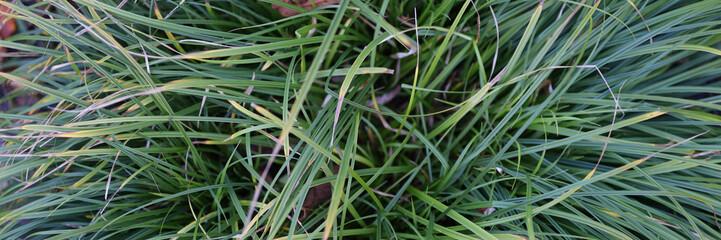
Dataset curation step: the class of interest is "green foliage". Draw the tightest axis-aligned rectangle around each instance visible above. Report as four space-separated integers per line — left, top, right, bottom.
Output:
1 0 721 239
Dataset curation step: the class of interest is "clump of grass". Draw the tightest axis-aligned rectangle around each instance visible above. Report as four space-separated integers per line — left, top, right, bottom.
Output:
1 0 721 239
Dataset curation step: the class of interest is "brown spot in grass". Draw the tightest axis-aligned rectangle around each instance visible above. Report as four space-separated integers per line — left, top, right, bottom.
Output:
299 165 339 219
0 8 38 113
0 5 15 40
1 4 18 65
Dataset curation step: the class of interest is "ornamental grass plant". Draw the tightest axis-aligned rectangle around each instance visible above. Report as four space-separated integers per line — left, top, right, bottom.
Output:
1 0 721 239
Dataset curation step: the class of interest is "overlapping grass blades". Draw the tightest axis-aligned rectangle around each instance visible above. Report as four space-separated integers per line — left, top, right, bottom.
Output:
1 0 721 239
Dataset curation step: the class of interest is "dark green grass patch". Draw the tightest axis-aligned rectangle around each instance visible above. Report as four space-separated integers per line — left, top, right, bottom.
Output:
1 0 721 239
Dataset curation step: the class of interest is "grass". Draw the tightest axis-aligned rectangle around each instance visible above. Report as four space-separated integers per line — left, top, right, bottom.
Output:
1 0 721 239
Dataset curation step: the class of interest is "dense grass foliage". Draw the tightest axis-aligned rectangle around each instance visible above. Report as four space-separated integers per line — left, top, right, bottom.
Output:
1 0 721 239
